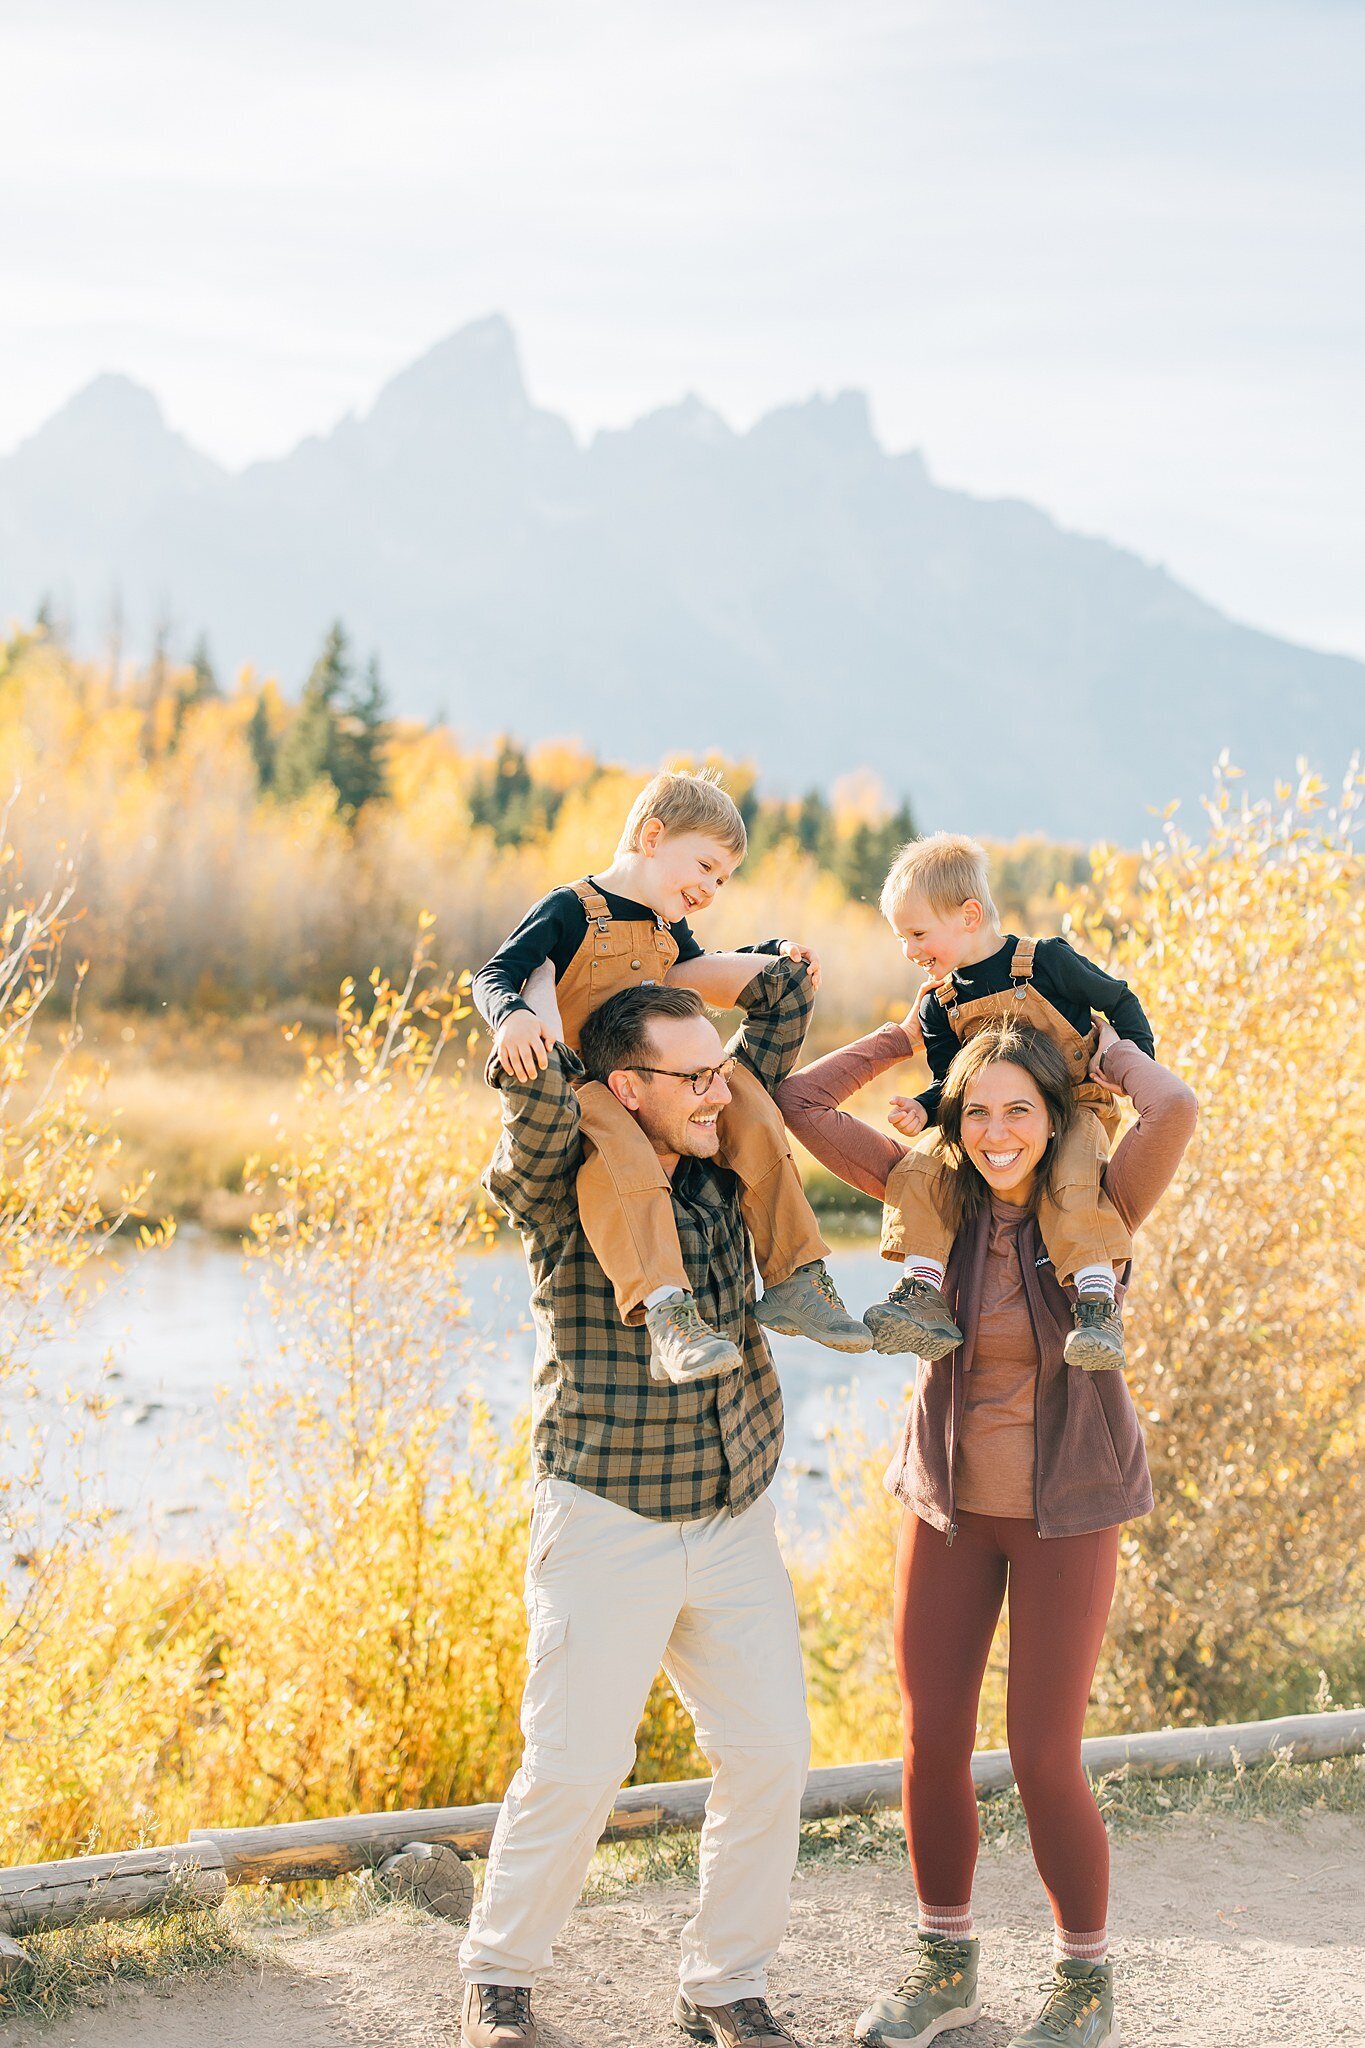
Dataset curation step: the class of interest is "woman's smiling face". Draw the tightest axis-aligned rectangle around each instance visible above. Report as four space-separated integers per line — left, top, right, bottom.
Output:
958 1058 1052 1204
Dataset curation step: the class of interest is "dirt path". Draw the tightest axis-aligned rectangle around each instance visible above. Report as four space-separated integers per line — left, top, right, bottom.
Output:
7 1812 1361 2048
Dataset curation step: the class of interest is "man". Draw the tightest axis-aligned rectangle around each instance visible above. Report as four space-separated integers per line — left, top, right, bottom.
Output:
459 958 816 2048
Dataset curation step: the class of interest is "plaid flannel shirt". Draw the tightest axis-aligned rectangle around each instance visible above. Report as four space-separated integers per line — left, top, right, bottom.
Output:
483 957 815 1520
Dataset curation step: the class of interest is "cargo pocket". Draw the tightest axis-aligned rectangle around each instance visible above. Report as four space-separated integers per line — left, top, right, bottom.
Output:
520 1607 570 1752
526 1478 579 1581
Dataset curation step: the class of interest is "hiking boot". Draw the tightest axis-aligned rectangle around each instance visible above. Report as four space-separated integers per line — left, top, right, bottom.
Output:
1064 1297 1127 1373
853 1933 980 2045
1007 1959 1116 2047
862 1275 963 1360
461 1981 536 2047
645 1291 744 1384
755 1260 873 1353
674 1990 805 2046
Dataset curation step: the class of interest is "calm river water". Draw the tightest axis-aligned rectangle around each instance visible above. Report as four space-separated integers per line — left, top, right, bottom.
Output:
25 1228 914 1555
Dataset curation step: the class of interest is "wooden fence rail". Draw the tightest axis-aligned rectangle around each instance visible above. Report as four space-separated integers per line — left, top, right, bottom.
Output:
2 1704 1361 1974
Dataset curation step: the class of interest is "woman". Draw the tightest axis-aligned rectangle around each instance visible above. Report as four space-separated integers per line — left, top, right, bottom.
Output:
778 1013 1196 2048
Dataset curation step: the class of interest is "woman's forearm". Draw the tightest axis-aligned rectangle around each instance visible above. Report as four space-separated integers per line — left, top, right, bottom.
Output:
1100 1042 1199 1232
776 1022 915 1201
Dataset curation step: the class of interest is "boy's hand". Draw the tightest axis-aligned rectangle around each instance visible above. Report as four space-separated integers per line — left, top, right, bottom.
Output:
888 1095 928 1137
495 1009 558 1082
778 941 821 990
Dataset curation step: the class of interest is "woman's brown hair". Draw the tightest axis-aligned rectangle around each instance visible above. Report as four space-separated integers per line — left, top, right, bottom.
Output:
935 1021 1078 1237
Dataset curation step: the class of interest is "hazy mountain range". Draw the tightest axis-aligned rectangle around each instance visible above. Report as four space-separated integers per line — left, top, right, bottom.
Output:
2 314 1360 841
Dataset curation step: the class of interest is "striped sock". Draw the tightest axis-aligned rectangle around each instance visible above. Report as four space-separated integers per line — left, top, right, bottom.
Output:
1056 1925 1108 1964
1072 1264 1117 1300
918 1900 974 1939
903 1255 946 1291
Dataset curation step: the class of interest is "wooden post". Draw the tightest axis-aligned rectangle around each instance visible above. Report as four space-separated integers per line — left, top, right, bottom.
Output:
190 1704 1365 1881
0 1842 226 1939
2 1706 1361 1938
0 1932 28 1985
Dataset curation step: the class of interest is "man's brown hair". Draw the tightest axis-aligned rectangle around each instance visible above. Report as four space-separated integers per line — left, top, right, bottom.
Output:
580 984 707 1084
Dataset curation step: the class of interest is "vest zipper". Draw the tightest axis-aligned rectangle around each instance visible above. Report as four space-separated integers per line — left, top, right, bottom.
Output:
945 1344 963 1545
1019 1238 1047 1539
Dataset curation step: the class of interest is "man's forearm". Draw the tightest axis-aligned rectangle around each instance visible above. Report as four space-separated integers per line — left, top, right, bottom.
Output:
483 1046 584 1227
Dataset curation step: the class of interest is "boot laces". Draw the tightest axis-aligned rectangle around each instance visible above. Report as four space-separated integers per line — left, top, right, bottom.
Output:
728 1997 785 2040
889 1274 935 1306
809 1263 842 1308
480 1985 532 2028
1075 1297 1116 1329
894 1938 969 2001
1032 1973 1105 2038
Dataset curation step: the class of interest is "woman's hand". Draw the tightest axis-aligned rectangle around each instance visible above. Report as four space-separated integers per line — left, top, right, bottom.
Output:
888 1095 928 1137
898 1002 925 1051
1089 1019 1124 1093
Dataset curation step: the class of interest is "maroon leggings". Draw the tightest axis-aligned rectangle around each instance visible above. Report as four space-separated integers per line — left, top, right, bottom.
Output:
895 1510 1120 1931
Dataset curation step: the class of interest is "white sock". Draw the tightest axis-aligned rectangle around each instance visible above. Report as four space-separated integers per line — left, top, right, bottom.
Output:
1055 1925 1108 1964
1073 1264 1117 1300
643 1285 682 1310
918 1900 974 1939
903 1255 946 1290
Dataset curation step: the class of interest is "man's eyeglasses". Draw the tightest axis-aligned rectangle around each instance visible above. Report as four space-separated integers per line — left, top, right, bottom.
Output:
626 1058 737 1096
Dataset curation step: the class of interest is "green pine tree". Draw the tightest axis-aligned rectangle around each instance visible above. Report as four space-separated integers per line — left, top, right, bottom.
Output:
274 623 350 804
246 694 276 793
331 654 389 813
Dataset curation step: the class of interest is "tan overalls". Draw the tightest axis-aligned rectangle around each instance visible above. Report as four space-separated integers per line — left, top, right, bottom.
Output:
555 880 828 1323
880 936 1133 1286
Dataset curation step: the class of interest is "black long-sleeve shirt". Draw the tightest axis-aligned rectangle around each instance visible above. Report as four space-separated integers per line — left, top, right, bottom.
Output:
473 881 704 1036
916 934 1155 1121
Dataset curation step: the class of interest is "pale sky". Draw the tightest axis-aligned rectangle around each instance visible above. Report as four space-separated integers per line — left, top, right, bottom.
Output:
4 0 1363 656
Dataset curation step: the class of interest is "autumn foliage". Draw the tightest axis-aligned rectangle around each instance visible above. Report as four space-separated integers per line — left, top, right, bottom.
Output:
796 766 1365 1761
0 616 1360 1864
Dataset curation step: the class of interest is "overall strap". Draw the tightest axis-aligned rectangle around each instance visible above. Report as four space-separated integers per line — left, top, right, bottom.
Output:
1010 935 1039 1001
570 877 611 928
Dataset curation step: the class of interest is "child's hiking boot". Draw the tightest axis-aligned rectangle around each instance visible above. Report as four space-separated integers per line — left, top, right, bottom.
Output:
863 1276 963 1360
1064 1297 1126 1373
1007 1960 1116 2048
754 1260 872 1352
645 1291 744 1384
674 1991 805 2046
461 1982 537 2047
853 1933 980 2045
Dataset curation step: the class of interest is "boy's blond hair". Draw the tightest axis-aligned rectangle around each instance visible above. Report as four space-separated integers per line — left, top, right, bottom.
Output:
880 832 999 925
617 768 748 861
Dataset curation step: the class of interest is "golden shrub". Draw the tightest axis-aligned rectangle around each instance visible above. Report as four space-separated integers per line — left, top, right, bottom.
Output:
1070 765 1365 1722
800 764 1365 1743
